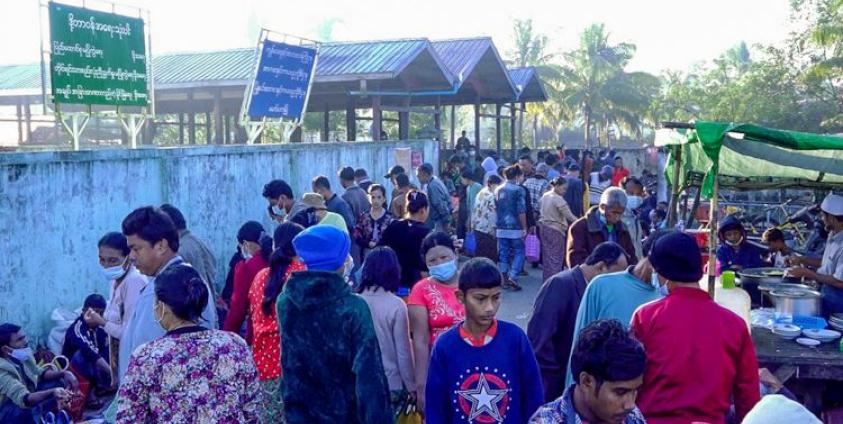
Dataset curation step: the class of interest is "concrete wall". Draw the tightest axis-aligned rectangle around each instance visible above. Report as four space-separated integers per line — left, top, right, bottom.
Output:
0 139 438 340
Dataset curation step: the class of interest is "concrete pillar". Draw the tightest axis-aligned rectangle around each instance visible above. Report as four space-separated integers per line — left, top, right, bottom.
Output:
178 113 185 144
346 99 356 141
520 101 526 148
372 96 382 141
24 103 32 144
474 103 480 152
495 103 502 158
399 110 409 140
321 107 329 142
510 102 516 157
205 112 212 144
434 103 441 141
450 104 456 148
187 92 196 145
213 90 223 144
16 102 23 145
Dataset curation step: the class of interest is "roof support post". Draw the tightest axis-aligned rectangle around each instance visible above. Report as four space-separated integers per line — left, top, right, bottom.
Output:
474 103 480 152
213 89 223 144
346 99 356 141
372 95 382 141
16 101 23 145
399 98 409 140
434 98 441 142
178 113 185 144
205 112 212 144
321 106 330 142
520 101 526 148
495 103 502 158
510 102 516 158
24 103 32 144
187 91 196 145
450 105 456 148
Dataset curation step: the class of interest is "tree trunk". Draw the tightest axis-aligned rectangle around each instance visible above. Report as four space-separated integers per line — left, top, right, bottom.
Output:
583 105 592 150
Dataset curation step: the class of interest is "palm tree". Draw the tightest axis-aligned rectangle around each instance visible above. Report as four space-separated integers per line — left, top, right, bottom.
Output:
556 24 659 148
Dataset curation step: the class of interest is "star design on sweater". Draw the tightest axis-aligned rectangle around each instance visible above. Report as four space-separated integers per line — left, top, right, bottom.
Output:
456 372 507 421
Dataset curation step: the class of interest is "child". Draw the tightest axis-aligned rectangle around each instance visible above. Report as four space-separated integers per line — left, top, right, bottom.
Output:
762 228 793 268
425 257 543 423
62 294 111 407
717 214 766 271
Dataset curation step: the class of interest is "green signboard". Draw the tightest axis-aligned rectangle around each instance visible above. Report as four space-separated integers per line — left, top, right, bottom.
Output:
48 2 149 107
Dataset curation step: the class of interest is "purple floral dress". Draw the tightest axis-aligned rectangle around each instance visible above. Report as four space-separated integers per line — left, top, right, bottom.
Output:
116 327 262 423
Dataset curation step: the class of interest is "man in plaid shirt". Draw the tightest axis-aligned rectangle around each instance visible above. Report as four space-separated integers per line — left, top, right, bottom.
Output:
523 163 551 223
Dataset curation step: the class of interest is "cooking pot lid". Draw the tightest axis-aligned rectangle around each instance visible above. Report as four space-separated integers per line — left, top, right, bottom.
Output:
770 288 822 298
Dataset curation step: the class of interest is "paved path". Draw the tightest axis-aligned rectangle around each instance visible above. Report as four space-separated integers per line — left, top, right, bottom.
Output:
496 265 544 332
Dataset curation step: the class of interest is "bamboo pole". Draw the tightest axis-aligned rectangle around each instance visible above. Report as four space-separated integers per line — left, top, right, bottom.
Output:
708 177 719 298
667 145 683 227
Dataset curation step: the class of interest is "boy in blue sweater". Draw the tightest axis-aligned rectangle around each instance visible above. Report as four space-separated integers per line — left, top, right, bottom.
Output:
426 257 544 423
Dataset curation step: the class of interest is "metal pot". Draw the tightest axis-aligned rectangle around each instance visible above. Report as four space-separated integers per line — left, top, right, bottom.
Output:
769 288 822 317
738 267 801 287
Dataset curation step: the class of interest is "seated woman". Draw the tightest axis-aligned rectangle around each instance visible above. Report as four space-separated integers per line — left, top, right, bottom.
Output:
717 214 766 272
116 264 261 423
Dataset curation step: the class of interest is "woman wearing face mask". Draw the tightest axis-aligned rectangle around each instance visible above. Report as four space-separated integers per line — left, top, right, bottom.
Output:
84 232 147 382
407 232 465 413
716 214 766 272
353 184 395 257
116 265 261 423
621 176 646 260
223 221 273 342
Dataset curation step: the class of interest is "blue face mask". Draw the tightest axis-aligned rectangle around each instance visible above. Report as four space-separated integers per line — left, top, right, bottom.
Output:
429 259 458 282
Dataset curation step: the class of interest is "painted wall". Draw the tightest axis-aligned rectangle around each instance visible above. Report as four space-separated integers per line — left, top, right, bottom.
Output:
0 139 438 340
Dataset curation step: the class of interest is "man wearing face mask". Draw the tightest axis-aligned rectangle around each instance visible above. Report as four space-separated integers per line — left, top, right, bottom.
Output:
567 187 639 269
0 323 77 422
621 176 646 260
716 214 766 272
564 230 671 387
263 179 307 224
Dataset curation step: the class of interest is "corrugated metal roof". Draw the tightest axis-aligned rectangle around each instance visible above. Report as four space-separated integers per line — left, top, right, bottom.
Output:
508 67 548 102
0 39 439 91
431 38 491 83
318 39 428 77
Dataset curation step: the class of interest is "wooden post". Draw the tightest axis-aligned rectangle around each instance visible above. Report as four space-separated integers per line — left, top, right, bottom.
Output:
187 92 196 145
224 115 231 143
474 103 481 152
495 103 502 158
346 100 356 141
708 177 719 298
24 103 32 144
520 101 526 148
205 112 212 144
434 102 441 141
322 107 329 142
450 104 456 148
213 90 223 144
509 102 516 157
15 102 23 145
667 145 682 227
178 113 185 144
372 96 382 141
398 100 409 140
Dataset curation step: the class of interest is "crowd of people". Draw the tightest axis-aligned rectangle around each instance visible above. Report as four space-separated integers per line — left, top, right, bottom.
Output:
0 144 829 424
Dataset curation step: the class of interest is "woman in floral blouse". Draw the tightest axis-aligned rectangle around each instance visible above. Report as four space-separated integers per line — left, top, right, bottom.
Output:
117 264 261 423
470 174 502 261
248 222 305 423
353 184 395 257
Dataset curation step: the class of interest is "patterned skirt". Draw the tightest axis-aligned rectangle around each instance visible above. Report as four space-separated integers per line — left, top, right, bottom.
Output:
259 378 286 424
539 223 566 283
475 231 498 262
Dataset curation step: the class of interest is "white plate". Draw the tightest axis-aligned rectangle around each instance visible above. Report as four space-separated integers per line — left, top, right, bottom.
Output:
773 324 801 333
830 321 843 331
802 329 842 341
796 337 821 347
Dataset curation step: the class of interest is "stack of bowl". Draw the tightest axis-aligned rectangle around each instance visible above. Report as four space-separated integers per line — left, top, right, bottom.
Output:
830 314 843 331
772 324 802 340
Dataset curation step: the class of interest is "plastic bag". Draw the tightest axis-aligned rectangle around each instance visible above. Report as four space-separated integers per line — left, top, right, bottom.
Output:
525 233 541 262
48 307 80 355
396 412 422 424
464 231 477 255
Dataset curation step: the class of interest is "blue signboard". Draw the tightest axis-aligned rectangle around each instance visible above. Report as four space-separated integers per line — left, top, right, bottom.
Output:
246 40 317 120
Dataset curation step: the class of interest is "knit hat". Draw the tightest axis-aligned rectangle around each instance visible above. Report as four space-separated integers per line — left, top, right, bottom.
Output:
649 232 703 282
292 225 351 271
302 192 327 210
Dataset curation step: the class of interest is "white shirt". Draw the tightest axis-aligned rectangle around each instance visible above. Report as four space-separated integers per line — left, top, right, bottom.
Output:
818 230 843 280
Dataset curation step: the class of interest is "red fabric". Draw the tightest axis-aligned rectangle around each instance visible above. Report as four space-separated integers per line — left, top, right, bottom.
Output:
611 167 630 186
630 287 760 424
248 260 305 381
223 252 268 343
458 319 498 347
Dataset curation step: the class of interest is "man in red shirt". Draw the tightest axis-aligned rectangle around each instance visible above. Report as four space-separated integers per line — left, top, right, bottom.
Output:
630 232 760 424
611 156 630 187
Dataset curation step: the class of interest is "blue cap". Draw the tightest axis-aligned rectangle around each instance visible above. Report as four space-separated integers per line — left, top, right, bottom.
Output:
292 225 351 271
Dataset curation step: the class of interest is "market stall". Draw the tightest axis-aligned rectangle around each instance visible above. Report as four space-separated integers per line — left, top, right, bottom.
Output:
656 121 843 413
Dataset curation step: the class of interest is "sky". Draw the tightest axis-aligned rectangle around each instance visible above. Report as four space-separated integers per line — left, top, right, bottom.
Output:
2 0 795 74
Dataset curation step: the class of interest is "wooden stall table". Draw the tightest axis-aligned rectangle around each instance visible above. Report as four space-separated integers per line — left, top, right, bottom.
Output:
753 327 843 411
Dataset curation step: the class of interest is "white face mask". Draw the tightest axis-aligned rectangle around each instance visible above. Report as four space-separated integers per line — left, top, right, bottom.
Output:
240 245 253 260
10 347 33 362
102 258 128 281
725 237 744 247
627 195 643 210
652 272 669 296
272 205 287 219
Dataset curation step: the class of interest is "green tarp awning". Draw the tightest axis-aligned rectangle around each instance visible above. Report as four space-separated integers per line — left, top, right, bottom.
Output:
655 121 843 197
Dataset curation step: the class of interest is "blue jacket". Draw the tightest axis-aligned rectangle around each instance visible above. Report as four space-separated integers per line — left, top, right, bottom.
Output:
495 181 527 237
